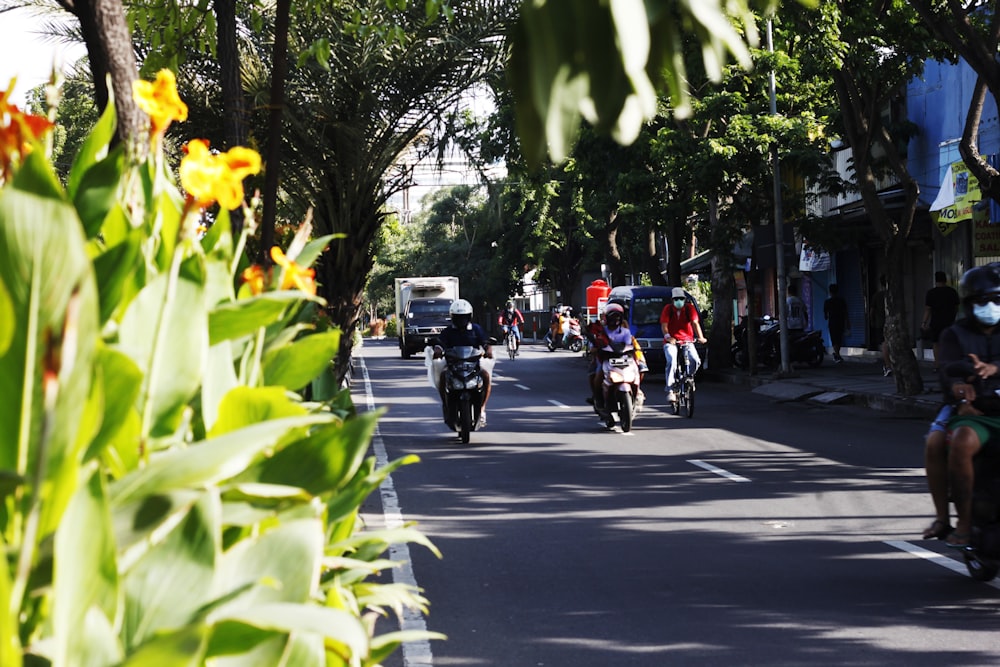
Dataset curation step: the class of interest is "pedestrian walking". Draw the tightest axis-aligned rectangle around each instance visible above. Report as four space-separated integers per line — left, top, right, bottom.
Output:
921 271 960 370
786 284 807 334
823 283 849 363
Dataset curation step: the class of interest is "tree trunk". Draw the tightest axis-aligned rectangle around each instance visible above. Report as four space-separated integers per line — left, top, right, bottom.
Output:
707 196 735 370
883 238 922 394
215 0 250 235
59 0 145 159
259 0 292 263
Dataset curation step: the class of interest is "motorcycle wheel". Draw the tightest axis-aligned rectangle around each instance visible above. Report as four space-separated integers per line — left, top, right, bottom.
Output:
569 339 583 353
964 552 999 581
619 391 634 433
806 343 825 368
458 397 473 444
732 347 748 370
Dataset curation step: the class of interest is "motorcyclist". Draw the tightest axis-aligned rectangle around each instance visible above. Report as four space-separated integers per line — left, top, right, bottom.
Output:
591 302 645 411
433 299 493 428
925 264 1000 547
660 287 707 403
498 300 525 353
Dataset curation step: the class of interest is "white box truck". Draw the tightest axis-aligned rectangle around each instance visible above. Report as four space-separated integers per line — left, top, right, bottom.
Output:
394 277 460 358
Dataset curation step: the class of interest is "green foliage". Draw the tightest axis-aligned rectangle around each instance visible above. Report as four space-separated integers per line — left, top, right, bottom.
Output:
0 88 439 665
508 0 794 166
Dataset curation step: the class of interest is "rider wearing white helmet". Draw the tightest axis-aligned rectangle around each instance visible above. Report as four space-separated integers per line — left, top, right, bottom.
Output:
433 299 493 428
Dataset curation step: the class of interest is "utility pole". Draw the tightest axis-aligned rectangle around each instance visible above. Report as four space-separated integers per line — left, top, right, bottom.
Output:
768 19 791 374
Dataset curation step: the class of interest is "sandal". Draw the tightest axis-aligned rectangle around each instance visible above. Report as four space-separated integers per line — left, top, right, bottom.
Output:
922 519 953 540
945 531 971 548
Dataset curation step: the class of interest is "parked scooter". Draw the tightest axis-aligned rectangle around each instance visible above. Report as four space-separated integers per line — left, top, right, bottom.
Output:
731 315 825 369
546 317 585 352
441 345 488 444
596 342 642 432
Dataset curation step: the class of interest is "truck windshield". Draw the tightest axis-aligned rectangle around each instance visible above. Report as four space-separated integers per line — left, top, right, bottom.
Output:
408 302 452 318
632 296 668 326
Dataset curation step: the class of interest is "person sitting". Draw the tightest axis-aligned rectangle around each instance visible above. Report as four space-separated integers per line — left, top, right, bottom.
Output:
925 264 1000 547
660 287 707 403
433 299 493 429
498 300 525 352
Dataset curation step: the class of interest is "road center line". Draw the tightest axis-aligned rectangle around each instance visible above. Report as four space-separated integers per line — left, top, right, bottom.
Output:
358 355 435 667
688 459 751 482
547 399 571 408
884 540 1000 589
515 384 530 391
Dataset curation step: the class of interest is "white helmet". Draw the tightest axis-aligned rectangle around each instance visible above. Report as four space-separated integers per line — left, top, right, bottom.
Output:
449 299 473 316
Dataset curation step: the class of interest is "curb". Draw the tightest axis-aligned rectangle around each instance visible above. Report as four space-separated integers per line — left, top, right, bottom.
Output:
700 368 940 419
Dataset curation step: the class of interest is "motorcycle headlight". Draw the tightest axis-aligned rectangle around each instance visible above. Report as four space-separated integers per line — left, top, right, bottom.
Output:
450 377 466 390
464 378 482 389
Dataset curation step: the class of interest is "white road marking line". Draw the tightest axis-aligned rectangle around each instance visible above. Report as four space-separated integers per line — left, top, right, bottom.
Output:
548 400 571 408
515 384 530 391
884 540 1000 589
359 356 435 667
688 459 751 482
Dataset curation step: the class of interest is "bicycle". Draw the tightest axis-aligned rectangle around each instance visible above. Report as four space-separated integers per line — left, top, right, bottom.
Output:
504 326 518 360
668 343 696 418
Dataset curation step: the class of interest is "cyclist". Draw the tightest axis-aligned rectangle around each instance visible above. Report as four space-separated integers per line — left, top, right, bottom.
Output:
660 287 707 403
498 300 525 353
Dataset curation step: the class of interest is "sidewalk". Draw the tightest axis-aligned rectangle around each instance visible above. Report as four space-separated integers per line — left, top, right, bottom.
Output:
702 349 944 419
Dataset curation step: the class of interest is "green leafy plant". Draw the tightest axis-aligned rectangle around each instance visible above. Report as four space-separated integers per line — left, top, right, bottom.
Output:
0 74 439 666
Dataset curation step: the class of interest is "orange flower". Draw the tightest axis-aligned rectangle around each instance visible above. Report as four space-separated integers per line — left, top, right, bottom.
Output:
241 265 267 295
270 246 316 295
0 85 55 181
180 139 261 210
132 69 188 139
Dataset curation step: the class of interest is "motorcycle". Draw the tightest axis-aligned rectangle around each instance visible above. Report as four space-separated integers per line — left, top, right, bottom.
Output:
440 345 491 444
547 317 585 352
596 342 642 432
731 315 825 369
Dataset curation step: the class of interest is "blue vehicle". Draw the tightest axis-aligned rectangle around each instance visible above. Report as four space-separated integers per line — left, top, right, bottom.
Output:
607 285 703 375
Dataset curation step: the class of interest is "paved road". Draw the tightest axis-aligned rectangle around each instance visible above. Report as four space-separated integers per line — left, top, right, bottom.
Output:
356 340 1000 667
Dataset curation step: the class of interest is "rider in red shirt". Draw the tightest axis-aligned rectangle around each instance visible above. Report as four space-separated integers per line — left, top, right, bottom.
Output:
660 287 706 402
498 301 525 352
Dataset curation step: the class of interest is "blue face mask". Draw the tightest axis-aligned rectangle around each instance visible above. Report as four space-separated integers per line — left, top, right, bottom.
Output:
973 302 1000 326
673 299 686 307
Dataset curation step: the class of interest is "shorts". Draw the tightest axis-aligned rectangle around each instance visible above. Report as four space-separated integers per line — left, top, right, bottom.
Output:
948 413 1000 456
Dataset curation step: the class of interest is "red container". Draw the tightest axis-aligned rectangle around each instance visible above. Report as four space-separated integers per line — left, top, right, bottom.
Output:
586 279 610 317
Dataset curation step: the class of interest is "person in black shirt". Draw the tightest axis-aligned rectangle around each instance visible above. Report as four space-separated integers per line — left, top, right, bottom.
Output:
823 283 849 363
433 299 493 428
921 271 960 370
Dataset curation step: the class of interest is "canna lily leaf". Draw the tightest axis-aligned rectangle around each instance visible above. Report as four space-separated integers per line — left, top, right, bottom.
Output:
109 414 333 506
118 270 207 438
208 292 304 346
53 467 121 667
120 492 220 650
262 329 341 392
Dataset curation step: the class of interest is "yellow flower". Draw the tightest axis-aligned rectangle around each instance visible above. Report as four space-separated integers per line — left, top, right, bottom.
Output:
133 69 188 138
179 139 261 210
241 265 267 295
270 246 316 295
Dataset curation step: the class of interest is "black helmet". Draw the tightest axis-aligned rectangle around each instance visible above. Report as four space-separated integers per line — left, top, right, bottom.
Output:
960 264 1000 317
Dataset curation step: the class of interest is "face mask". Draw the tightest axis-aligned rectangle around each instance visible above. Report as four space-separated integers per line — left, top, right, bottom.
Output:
673 299 686 307
973 302 1000 326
